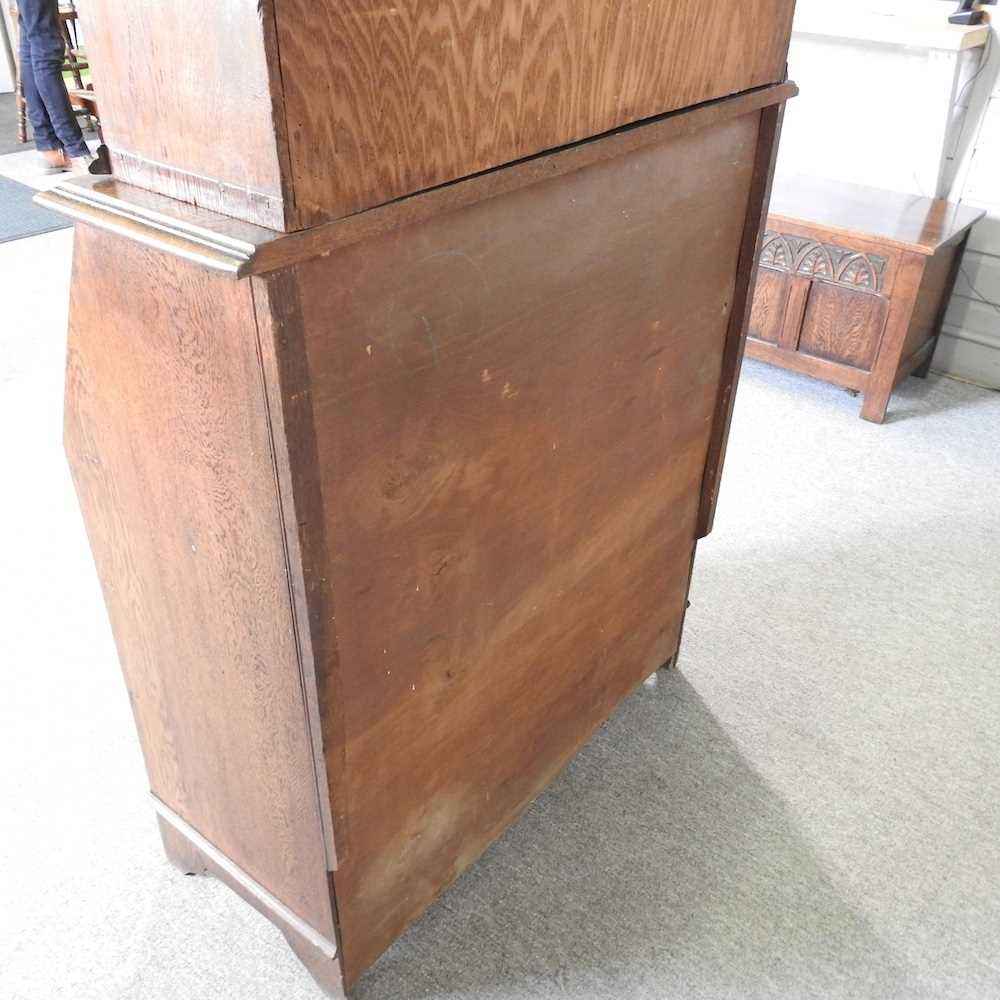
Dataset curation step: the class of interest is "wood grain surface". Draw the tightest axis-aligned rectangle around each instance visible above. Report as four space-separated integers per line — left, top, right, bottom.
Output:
157 806 343 997
275 0 795 225
745 337 870 393
63 227 336 937
859 252 926 423
798 282 888 370
74 0 793 229
254 83 797 273
256 110 762 982
53 0 800 981
36 84 797 277
769 175 986 256
74 0 289 229
899 241 961 364
749 269 791 344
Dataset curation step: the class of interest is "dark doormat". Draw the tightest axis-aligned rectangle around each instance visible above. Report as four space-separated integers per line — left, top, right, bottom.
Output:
0 174 71 243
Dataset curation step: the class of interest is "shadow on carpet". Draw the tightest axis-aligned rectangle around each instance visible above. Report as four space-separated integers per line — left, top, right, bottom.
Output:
0 173 71 243
352 671 921 1000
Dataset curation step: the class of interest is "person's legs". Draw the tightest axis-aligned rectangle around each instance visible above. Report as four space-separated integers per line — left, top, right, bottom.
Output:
15 0 90 159
17 13 61 154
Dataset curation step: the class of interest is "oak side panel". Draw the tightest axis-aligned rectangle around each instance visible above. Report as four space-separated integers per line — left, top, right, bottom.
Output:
63 228 334 936
899 242 961 365
267 112 762 982
75 0 289 229
275 0 795 225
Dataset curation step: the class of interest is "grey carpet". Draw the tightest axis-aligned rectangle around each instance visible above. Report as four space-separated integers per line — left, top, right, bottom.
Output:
2 228 999 1000
0 91 29 156
0 173 69 242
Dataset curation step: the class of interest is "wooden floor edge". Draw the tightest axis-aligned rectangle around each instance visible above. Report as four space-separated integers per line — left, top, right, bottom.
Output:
37 81 797 278
152 796 339 961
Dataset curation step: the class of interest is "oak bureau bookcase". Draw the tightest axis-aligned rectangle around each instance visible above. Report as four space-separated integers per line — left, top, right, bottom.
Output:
41 1 797 995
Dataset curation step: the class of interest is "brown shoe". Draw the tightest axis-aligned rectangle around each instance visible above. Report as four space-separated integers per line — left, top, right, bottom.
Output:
39 149 70 174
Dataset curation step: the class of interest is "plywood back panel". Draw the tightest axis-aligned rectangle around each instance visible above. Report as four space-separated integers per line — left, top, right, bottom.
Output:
903 243 960 362
264 109 763 981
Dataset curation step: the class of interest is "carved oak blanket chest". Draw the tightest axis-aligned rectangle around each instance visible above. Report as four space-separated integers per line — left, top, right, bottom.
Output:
747 176 983 422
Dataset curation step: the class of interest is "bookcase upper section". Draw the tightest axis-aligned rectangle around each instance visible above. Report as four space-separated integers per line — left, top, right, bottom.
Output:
80 0 796 231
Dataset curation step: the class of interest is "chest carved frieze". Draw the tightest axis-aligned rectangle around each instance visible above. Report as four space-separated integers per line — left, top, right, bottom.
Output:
759 230 887 293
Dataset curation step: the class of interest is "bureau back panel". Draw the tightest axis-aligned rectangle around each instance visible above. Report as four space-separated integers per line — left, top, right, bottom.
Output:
274 109 762 980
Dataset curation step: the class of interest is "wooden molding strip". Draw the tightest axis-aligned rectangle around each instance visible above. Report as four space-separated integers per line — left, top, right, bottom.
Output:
35 181 260 276
152 796 339 961
38 81 797 278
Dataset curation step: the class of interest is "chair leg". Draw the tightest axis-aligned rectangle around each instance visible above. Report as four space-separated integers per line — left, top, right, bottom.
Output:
61 17 95 133
16 79 28 144
12 24 29 145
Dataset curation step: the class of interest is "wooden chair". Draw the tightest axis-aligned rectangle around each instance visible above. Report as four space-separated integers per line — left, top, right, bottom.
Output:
58 0 95 132
8 3 27 143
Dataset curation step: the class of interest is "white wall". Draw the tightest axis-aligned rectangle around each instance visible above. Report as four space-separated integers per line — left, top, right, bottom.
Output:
0 3 16 94
939 47 1000 388
778 23 988 198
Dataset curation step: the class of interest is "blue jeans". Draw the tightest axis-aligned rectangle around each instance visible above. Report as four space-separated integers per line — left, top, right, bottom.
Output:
16 0 89 158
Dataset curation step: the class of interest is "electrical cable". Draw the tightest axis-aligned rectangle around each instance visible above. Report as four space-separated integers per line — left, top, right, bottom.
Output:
959 263 1000 313
948 28 994 162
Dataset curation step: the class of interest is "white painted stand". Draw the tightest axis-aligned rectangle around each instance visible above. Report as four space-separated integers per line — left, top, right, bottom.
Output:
777 0 990 198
